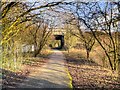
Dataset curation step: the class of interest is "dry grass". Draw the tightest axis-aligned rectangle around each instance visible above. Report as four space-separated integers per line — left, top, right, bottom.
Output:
38 49 53 58
64 49 120 89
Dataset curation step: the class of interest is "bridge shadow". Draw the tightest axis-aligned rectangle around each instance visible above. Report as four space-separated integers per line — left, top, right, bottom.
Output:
52 47 62 50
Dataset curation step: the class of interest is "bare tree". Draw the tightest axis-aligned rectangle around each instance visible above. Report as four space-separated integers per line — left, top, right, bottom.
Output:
72 2 119 71
1 1 62 70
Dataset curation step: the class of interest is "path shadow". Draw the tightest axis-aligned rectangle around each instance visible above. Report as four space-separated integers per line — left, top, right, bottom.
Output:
65 56 110 73
22 57 47 67
1 68 70 89
2 68 29 88
17 77 68 88
66 55 100 67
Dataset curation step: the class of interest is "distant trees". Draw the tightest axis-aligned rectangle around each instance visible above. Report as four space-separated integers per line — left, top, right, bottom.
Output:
64 24 78 53
73 14 96 59
62 3 96 59
22 18 53 57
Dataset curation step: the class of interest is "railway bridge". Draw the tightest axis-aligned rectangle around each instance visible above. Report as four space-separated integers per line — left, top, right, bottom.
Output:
51 28 66 49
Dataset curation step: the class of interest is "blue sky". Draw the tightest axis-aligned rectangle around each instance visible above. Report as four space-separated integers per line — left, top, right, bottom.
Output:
25 0 119 2
22 0 119 28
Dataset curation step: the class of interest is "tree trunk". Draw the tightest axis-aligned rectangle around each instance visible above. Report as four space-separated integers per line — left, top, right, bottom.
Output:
34 50 39 57
118 60 120 80
68 48 70 54
34 46 42 57
87 50 90 60
33 43 38 57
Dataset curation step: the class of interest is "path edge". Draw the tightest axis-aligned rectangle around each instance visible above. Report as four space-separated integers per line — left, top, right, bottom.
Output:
65 67 73 88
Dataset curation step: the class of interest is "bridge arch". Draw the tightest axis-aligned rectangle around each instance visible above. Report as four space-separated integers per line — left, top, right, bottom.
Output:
54 35 64 49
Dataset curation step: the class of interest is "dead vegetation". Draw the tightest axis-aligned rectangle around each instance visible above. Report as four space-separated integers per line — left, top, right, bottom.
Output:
64 49 120 89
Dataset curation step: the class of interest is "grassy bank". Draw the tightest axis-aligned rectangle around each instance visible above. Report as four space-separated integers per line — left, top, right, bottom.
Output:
63 49 120 89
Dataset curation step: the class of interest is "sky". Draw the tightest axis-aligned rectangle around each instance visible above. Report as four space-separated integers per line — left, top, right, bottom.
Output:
2 0 118 29
24 0 118 28
1 0 120 2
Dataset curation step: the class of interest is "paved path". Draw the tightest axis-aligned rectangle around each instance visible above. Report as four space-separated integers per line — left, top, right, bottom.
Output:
18 50 72 88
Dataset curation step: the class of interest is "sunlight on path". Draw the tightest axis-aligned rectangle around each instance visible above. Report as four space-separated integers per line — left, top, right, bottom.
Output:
18 50 72 88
